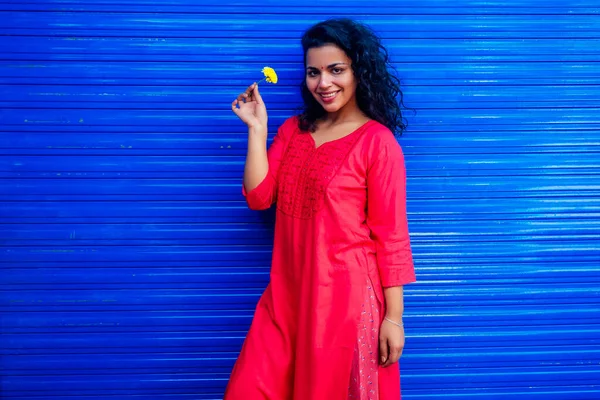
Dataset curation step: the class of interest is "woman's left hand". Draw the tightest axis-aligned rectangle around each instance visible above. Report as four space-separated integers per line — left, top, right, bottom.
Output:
379 318 405 367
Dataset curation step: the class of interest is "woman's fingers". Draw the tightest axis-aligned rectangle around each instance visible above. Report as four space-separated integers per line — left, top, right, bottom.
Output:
252 83 263 105
379 331 404 367
233 83 258 104
238 85 251 102
232 83 262 121
379 336 388 366
231 99 239 114
382 343 395 368
236 84 257 104
386 346 401 367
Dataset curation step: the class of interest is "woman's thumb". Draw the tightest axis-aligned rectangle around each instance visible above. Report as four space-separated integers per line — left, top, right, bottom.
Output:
252 83 264 104
379 338 388 364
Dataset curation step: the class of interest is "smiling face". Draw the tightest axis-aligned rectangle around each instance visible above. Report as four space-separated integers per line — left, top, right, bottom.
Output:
305 44 358 115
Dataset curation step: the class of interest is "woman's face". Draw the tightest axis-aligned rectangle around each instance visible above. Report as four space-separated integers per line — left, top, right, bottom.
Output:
305 44 358 114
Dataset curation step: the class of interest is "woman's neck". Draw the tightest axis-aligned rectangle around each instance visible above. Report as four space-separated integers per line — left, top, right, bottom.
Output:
322 100 366 126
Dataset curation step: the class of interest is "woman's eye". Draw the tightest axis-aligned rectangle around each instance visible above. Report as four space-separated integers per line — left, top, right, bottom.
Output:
307 71 318 77
332 68 342 74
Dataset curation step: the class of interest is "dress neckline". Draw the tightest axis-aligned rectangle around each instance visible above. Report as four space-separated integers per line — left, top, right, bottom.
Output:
306 119 375 150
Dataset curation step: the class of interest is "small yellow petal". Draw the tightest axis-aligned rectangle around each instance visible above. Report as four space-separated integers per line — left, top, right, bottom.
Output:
262 66 278 84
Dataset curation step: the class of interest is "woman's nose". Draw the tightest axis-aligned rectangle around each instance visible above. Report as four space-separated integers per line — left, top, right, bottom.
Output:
319 74 332 88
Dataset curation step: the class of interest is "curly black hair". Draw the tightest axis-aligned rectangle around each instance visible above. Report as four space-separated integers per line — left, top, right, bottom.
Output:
298 18 409 136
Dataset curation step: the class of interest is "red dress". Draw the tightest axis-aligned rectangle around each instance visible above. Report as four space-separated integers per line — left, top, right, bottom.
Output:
225 116 416 400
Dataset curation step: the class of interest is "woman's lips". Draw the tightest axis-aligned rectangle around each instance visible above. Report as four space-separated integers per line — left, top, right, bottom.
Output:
319 90 340 103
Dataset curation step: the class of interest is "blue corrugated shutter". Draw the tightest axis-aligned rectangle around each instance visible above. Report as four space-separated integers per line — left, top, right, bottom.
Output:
1 1 599 399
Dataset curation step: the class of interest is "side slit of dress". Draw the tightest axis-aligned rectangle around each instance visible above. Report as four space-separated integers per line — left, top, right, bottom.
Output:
348 275 381 399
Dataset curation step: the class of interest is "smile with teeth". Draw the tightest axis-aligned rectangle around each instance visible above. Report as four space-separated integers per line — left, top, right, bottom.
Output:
320 91 340 99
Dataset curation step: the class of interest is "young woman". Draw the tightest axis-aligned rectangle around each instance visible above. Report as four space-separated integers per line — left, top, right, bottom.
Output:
226 18 416 400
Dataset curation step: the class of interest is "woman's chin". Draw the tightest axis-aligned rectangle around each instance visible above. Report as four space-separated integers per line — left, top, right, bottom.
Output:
319 101 341 113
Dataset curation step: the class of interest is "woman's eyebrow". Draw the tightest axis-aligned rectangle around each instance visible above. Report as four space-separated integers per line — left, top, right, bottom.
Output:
306 62 349 70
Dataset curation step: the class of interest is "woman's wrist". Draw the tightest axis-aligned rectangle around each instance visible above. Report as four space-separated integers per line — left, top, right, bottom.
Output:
383 286 404 321
247 126 268 152
385 311 404 321
248 124 267 136
384 316 404 328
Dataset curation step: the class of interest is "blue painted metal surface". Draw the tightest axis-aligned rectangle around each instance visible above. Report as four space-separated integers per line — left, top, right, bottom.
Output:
1 0 600 399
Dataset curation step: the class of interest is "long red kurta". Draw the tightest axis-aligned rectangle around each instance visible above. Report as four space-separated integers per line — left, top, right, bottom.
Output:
225 116 416 400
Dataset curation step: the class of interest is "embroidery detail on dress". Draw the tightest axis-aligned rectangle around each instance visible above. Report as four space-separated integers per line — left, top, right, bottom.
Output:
348 278 380 399
277 124 369 219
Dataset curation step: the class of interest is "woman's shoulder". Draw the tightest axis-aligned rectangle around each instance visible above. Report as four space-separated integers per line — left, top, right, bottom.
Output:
275 114 301 139
281 114 301 130
362 119 404 155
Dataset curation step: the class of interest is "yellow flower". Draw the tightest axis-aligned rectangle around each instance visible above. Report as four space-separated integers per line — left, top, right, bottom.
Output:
261 66 278 84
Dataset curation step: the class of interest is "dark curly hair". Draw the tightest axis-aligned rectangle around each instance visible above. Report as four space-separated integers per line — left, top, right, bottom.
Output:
299 18 409 135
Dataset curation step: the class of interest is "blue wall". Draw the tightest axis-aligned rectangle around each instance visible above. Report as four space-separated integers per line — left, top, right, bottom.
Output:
1 1 600 398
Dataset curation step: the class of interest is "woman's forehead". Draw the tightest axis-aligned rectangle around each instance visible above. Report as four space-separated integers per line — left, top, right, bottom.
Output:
306 46 350 67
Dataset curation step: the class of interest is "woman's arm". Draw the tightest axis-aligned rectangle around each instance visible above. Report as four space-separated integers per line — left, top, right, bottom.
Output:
243 126 269 193
365 130 416 366
233 82 288 210
383 285 404 322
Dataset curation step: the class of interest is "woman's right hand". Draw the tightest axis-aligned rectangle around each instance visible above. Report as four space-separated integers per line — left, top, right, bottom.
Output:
231 82 268 131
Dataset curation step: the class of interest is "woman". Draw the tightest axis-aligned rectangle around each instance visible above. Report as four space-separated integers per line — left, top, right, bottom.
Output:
226 18 416 400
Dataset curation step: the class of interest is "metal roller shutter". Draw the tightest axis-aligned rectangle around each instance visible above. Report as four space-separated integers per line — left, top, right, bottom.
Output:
1 1 599 399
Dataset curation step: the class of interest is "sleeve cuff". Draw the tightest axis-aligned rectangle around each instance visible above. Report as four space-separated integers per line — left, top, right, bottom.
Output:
242 173 276 210
379 262 417 287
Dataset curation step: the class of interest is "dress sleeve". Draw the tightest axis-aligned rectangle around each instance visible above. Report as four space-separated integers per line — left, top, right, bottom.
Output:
366 132 416 287
242 119 291 210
